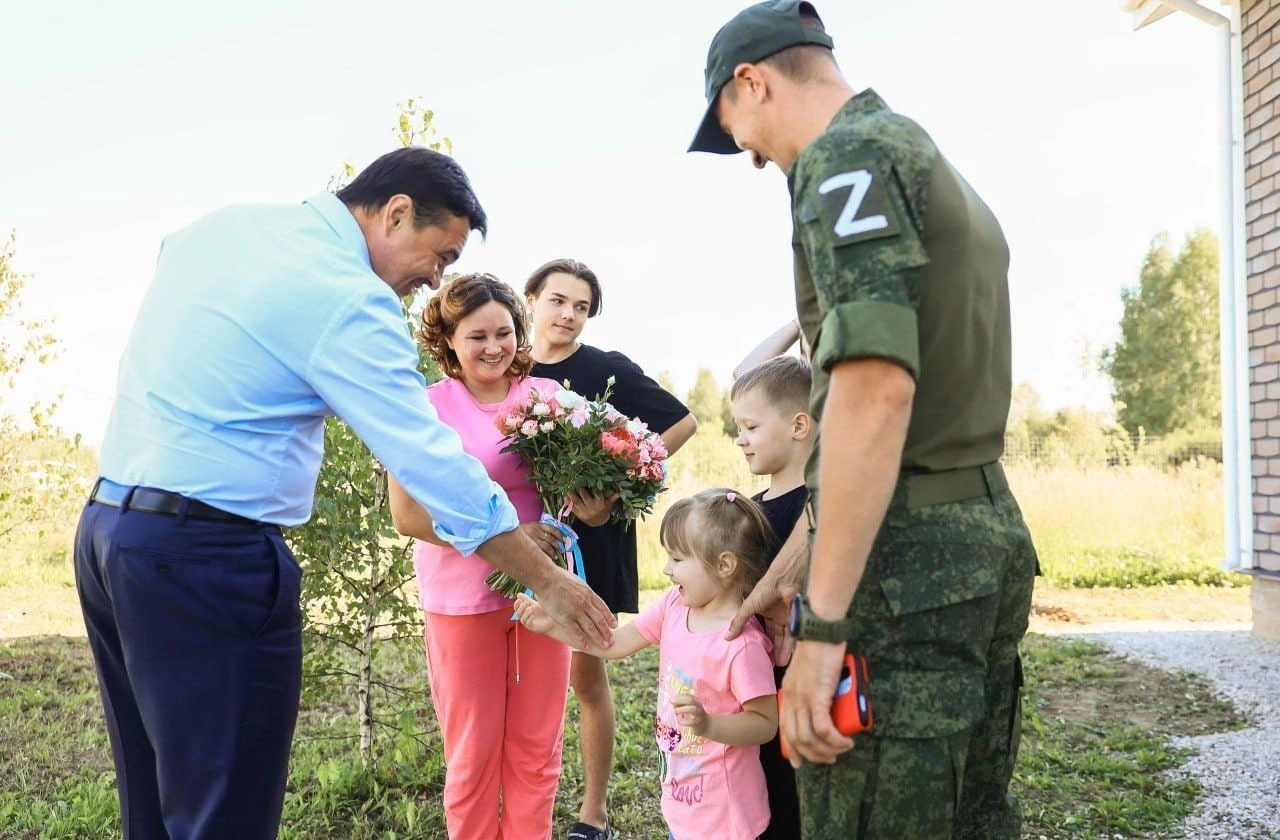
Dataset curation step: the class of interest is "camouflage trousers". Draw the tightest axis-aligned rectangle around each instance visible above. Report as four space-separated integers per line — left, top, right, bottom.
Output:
798 475 1038 839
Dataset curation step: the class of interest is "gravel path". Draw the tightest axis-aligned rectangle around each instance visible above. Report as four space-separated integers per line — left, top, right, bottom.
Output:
1057 623 1280 840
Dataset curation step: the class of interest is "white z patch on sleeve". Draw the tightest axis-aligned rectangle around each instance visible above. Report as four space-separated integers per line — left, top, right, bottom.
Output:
818 170 888 238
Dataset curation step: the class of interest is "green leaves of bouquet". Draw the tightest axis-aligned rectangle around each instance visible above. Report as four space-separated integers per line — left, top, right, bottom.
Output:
483 377 670 598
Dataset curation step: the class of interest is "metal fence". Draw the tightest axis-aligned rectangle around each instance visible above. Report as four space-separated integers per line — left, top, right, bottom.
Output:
1002 434 1222 467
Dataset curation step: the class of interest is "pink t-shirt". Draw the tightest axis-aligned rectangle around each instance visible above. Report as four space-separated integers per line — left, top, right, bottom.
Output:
633 587 776 840
413 376 559 615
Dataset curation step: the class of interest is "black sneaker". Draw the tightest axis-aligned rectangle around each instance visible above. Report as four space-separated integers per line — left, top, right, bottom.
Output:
566 821 617 840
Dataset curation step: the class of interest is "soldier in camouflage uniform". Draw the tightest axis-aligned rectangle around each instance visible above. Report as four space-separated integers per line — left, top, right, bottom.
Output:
690 2 1040 838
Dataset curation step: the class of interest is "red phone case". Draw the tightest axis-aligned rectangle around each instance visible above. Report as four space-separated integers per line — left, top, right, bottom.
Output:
830 653 873 734
779 654 872 760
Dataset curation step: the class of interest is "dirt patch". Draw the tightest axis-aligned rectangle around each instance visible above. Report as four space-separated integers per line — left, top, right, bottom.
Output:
1025 635 1251 740
1029 581 1251 631
0 579 85 640
1031 602 1081 623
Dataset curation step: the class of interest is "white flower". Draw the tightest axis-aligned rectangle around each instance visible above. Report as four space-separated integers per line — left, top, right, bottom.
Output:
556 389 586 411
626 418 649 437
540 420 555 432
531 403 551 417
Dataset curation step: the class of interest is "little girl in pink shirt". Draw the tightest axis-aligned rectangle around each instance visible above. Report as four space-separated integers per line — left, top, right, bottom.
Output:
517 489 778 840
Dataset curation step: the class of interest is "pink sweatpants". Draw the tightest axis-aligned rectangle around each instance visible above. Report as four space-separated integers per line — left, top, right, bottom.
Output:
424 608 572 840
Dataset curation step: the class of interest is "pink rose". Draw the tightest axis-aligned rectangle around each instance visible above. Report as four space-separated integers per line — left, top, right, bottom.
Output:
600 431 627 455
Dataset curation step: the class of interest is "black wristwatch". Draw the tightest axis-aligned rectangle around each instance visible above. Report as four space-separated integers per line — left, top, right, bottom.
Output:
788 593 853 643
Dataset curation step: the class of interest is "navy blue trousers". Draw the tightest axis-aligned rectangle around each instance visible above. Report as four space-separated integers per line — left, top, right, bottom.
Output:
74 495 303 839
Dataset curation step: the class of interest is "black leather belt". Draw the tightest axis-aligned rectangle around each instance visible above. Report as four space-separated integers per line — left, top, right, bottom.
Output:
90 478 264 527
906 462 1008 510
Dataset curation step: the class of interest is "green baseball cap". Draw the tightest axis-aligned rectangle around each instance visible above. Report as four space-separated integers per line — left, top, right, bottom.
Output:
688 0 834 155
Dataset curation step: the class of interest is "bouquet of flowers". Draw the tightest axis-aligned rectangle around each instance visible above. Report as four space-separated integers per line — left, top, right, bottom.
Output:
484 377 669 598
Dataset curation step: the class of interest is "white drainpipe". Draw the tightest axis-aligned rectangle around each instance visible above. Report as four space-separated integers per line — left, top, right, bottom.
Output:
1123 1 1252 572
1222 2 1252 572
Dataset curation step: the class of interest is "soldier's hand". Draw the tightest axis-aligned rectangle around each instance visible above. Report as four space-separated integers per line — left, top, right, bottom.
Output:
726 534 805 641
766 616 796 667
780 640 855 767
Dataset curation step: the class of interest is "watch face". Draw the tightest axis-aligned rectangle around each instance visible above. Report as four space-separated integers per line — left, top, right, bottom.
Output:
789 594 802 635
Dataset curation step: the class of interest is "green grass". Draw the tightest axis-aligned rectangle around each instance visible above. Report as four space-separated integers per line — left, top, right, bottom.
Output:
1044 546 1247 589
1015 634 1249 838
0 636 120 839
0 434 1256 837
0 636 665 839
1007 460 1243 589
0 630 1249 839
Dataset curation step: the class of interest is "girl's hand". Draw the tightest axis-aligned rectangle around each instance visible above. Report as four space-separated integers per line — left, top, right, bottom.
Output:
565 489 618 527
520 521 569 559
514 593 556 635
672 692 709 737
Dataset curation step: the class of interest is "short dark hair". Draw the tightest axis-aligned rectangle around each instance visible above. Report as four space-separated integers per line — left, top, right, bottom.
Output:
337 147 488 237
762 6 833 81
761 42 834 81
420 273 533 381
721 8 834 103
523 258 603 317
731 356 811 414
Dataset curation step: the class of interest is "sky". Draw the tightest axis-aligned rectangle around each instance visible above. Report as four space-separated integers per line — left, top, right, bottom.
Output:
0 0 1225 446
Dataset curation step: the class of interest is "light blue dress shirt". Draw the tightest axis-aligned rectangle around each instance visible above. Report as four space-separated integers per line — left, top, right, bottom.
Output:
98 192 519 551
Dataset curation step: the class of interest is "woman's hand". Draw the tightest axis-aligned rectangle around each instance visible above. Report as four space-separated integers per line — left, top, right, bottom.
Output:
520 521 568 559
565 488 617 528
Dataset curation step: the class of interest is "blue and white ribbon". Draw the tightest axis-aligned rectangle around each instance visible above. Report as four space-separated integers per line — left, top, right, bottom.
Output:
512 512 587 618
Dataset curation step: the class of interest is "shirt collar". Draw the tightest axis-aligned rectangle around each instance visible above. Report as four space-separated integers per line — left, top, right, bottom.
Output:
831 87 891 128
302 192 371 269
788 88 892 192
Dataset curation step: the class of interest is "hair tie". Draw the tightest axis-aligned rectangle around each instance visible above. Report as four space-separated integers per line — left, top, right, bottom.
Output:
726 492 737 503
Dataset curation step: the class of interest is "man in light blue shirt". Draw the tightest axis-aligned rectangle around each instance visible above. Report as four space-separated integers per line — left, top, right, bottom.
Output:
74 147 615 840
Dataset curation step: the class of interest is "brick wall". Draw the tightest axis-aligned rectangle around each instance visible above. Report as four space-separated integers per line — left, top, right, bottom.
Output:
1244 0 1280 641
1244 0 1280 575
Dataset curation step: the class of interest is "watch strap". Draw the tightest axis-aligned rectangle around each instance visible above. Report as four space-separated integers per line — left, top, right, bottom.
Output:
793 594 853 643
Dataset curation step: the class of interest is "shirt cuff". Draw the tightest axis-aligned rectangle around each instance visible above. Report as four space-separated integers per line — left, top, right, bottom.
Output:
814 299 920 379
430 481 521 556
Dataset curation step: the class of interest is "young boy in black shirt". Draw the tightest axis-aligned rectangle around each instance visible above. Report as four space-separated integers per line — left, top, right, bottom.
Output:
729 355 813 840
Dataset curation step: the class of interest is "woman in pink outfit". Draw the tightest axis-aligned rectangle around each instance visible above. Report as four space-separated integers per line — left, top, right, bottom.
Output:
389 273 610 839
